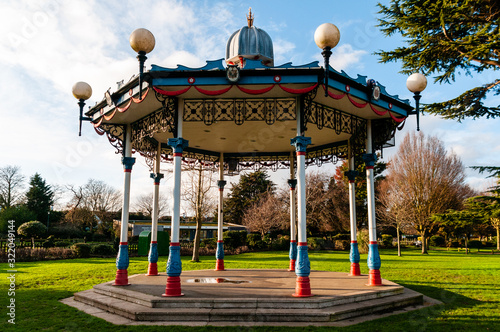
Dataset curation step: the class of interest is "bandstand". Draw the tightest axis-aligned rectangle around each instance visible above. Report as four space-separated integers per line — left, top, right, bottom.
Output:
69 12 431 324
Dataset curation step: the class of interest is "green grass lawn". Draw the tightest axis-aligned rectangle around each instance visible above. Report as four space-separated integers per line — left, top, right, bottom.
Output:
1 248 499 331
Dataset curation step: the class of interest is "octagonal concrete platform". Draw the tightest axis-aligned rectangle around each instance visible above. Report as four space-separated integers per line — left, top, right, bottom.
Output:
63 269 440 327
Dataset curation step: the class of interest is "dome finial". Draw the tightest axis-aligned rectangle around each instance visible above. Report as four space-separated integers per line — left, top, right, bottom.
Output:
247 7 254 27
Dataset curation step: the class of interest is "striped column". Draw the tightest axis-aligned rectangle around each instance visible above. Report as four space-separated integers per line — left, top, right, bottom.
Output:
146 172 163 276
163 137 188 297
147 144 163 276
347 141 360 276
215 153 226 271
215 180 226 271
364 120 382 286
291 136 313 297
287 178 297 272
114 126 135 286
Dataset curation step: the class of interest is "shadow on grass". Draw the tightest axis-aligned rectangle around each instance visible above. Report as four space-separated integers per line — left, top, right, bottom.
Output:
350 284 494 332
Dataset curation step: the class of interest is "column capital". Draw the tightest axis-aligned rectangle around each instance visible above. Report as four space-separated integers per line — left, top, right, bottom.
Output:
345 170 359 182
150 172 164 184
290 136 311 152
287 179 297 189
167 138 189 154
362 153 377 168
122 157 136 171
217 180 227 189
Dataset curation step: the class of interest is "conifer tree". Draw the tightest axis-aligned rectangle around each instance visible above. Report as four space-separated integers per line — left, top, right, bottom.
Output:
377 0 500 120
26 173 54 224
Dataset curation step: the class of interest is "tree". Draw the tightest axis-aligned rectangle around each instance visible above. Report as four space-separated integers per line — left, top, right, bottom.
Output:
468 174 500 249
383 132 474 254
224 171 274 225
243 192 287 238
377 179 413 256
66 179 121 235
17 220 47 249
26 173 54 224
181 165 216 262
377 0 500 120
431 209 480 252
0 165 25 209
134 192 169 218
0 205 36 233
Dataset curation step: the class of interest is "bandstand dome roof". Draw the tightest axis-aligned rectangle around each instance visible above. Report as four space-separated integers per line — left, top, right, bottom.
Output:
84 15 413 173
226 9 274 67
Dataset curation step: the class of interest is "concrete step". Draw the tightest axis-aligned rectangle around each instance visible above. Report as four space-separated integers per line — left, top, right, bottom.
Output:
74 288 423 323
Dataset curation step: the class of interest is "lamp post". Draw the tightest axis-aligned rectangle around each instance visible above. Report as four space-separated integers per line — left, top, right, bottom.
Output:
406 73 427 131
47 205 52 233
129 28 155 98
314 23 340 97
72 81 92 136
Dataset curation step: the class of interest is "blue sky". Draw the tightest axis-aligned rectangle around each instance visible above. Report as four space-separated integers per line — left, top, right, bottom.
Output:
1 0 498 210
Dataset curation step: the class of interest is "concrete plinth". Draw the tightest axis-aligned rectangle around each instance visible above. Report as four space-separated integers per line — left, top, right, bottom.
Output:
66 269 439 326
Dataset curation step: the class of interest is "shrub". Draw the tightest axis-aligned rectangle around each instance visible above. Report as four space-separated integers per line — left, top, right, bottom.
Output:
223 231 247 250
42 240 55 248
357 229 369 254
47 247 74 259
91 244 116 256
200 238 217 249
55 241 72 248
17 221 47 248
247 233 262 248
449 241 460 248
333 234 350 241
335 240 350 251
430 235 445 247
72 243 91 258
51 224 85 239
468 240 482 249
307 237 325 250
91 233 108 242
271 237 289 251
381 234 393 247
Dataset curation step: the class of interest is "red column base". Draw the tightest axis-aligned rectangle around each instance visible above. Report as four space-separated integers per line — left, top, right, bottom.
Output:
113 269 130 286
368 269 383 286
292 276 313 297
162 276 184 297
288 259 296 272
215 259 225 271
349 263 361 276
146 262 158 276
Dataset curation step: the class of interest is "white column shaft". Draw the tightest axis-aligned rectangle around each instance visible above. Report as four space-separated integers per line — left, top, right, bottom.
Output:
365 120 376 242
296 153 307 243
349 181 357 242
120 126 132 242
151 146 161 242
290 188 296 241
171 155 182 243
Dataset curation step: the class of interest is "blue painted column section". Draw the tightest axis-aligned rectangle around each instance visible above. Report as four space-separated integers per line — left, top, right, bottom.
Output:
367 242 381 270
216 241 225 260
291 136 313 297
116 243 129 270
166 244 182 277
163 137 188 297
295 244 311 277
148 242 158 264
